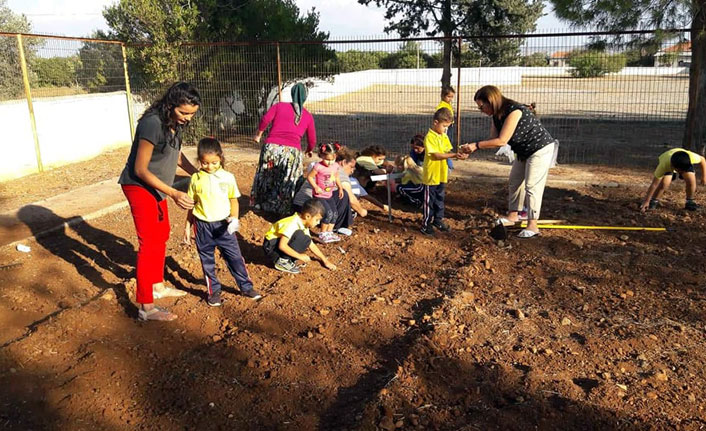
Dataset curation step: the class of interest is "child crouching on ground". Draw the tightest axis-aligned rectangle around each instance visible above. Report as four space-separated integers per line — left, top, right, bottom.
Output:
263 198 337 274
185 137 261 306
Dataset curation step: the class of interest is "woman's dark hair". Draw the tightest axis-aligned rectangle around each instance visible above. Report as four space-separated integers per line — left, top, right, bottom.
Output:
301 198 325 217
360 145 386 157
197 137 225 167
141 82 202 150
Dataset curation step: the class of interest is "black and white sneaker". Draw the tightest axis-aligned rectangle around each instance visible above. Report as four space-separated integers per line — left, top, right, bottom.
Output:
274 258 301 274
242 288 263 301
433 220 451 232
419 225 435 236
685 200 700 211
207 292 222 307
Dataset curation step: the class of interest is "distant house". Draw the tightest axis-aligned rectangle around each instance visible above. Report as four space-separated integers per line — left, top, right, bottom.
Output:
549 51 570 67
654 41 691 67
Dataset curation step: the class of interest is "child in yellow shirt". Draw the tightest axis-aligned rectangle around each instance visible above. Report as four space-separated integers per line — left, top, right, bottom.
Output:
184 138 260 306
420 108 467 236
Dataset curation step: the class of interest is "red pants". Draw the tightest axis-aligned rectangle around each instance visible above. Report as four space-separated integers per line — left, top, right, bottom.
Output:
122 185 170 304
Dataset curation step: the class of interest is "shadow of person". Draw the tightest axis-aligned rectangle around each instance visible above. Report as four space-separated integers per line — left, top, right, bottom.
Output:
17 205 135 316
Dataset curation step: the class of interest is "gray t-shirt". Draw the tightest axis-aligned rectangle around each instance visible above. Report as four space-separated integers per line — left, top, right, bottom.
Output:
118 113 181 200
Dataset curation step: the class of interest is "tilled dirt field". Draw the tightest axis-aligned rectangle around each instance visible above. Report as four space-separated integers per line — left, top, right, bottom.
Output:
1 163 705 431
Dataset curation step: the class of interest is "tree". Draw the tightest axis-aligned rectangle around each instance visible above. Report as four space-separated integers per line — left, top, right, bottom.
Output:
0 0 34 99
567 50 626 77
336 50 387 72
548 0 703 151
380 41 432 69
357 0 544 89
520 52 549 66
103 0 334 138
33 56 80 87
76 31 125 93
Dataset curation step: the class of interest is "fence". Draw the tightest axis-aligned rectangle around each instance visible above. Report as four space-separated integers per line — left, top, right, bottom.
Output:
0 32 134 181
0 29 692 181
127 29 690 169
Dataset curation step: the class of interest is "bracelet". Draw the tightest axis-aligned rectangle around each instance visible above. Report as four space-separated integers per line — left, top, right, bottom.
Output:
474 142 479 151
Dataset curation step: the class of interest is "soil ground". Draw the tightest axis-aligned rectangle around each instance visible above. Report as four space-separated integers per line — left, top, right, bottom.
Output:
1 148 705 430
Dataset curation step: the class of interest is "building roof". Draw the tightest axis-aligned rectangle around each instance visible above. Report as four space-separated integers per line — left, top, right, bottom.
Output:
663 41 691 53
550 50 571 59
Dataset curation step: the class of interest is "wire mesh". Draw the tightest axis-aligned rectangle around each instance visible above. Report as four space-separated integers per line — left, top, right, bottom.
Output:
124 30 688 169
0 33 131 179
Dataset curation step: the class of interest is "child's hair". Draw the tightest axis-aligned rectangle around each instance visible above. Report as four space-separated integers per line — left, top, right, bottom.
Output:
318 142 340 157
300 198 325 217
197 137 225 167
141 82 202 149
335 146 356 163
410 134 425 148
360 145 386 157
671 150 693 171
441 85 455 97
433 107 454 123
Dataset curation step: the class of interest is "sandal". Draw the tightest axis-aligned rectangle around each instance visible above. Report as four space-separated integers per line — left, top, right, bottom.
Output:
517 229 540 238
138 306 177 321
153 286 187 299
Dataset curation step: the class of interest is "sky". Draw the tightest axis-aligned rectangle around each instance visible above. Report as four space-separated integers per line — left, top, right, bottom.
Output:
7 0 567 39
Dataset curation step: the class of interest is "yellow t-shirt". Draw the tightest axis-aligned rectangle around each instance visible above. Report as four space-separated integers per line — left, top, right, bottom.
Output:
356 155 379 171
264 213 309 241
422 128 452 186
435 100 454 117
654 148 702 178
187 169 240 222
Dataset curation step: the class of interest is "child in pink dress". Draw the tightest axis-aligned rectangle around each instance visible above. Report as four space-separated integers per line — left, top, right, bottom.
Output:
306 143 344 243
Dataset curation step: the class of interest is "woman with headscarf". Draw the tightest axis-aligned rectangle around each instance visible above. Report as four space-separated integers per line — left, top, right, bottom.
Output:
250 83 317 215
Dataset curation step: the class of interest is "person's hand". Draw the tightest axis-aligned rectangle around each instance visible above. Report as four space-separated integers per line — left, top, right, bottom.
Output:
456 152 469 160
359 208 368 217
253 135 261 144
226 217 240 234
324 260 337 271
171 190 194 210
382 204 390 212
299 255 312 263
338 189 344 199
183 224 192 245
315 186 324 195
639 201 649 213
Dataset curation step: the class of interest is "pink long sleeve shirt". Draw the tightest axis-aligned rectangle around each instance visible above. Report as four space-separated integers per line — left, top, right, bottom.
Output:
258 102 317 152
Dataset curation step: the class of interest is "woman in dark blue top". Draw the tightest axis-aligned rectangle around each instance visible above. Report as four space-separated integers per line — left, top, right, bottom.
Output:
461 85 556 238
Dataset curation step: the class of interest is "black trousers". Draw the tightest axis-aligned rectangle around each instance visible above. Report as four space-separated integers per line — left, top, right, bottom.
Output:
262 230 311 264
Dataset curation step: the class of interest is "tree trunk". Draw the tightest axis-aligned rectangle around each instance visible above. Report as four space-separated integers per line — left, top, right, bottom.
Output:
442 39 452 88
440 0 452 89
683 0 706 154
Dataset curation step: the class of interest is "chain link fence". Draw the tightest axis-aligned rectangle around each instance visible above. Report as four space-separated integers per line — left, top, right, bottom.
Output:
0 33 132 180
1 29 691 180
128 29 689 169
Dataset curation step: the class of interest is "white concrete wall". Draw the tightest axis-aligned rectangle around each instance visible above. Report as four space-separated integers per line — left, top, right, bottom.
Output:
1 91 134 181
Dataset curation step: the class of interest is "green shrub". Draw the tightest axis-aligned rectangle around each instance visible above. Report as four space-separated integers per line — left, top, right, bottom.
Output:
568 50 626 78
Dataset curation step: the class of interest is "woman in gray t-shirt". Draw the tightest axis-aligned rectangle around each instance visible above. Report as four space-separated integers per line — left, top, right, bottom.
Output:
118 82 201 321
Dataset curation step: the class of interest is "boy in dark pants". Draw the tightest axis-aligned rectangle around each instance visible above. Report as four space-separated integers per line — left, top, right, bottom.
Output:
420 108 467 236
263 199 337 274
185 138 261 306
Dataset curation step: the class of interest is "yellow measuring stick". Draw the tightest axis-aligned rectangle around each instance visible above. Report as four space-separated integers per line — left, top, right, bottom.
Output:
530 224 666 231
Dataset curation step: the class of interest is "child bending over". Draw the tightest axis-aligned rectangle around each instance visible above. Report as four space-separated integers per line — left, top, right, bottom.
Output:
263 198 337 274
640 147 706 212
185 138 261 306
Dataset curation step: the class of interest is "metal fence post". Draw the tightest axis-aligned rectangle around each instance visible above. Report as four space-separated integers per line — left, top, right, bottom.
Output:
276 43 283 102
456 37 462 148
122 44 135 138
17 34 43 173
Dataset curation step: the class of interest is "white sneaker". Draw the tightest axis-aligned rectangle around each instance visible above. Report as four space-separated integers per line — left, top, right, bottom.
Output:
337 227 353 236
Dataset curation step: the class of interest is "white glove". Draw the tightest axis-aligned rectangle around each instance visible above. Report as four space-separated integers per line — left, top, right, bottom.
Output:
226 217 240 234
